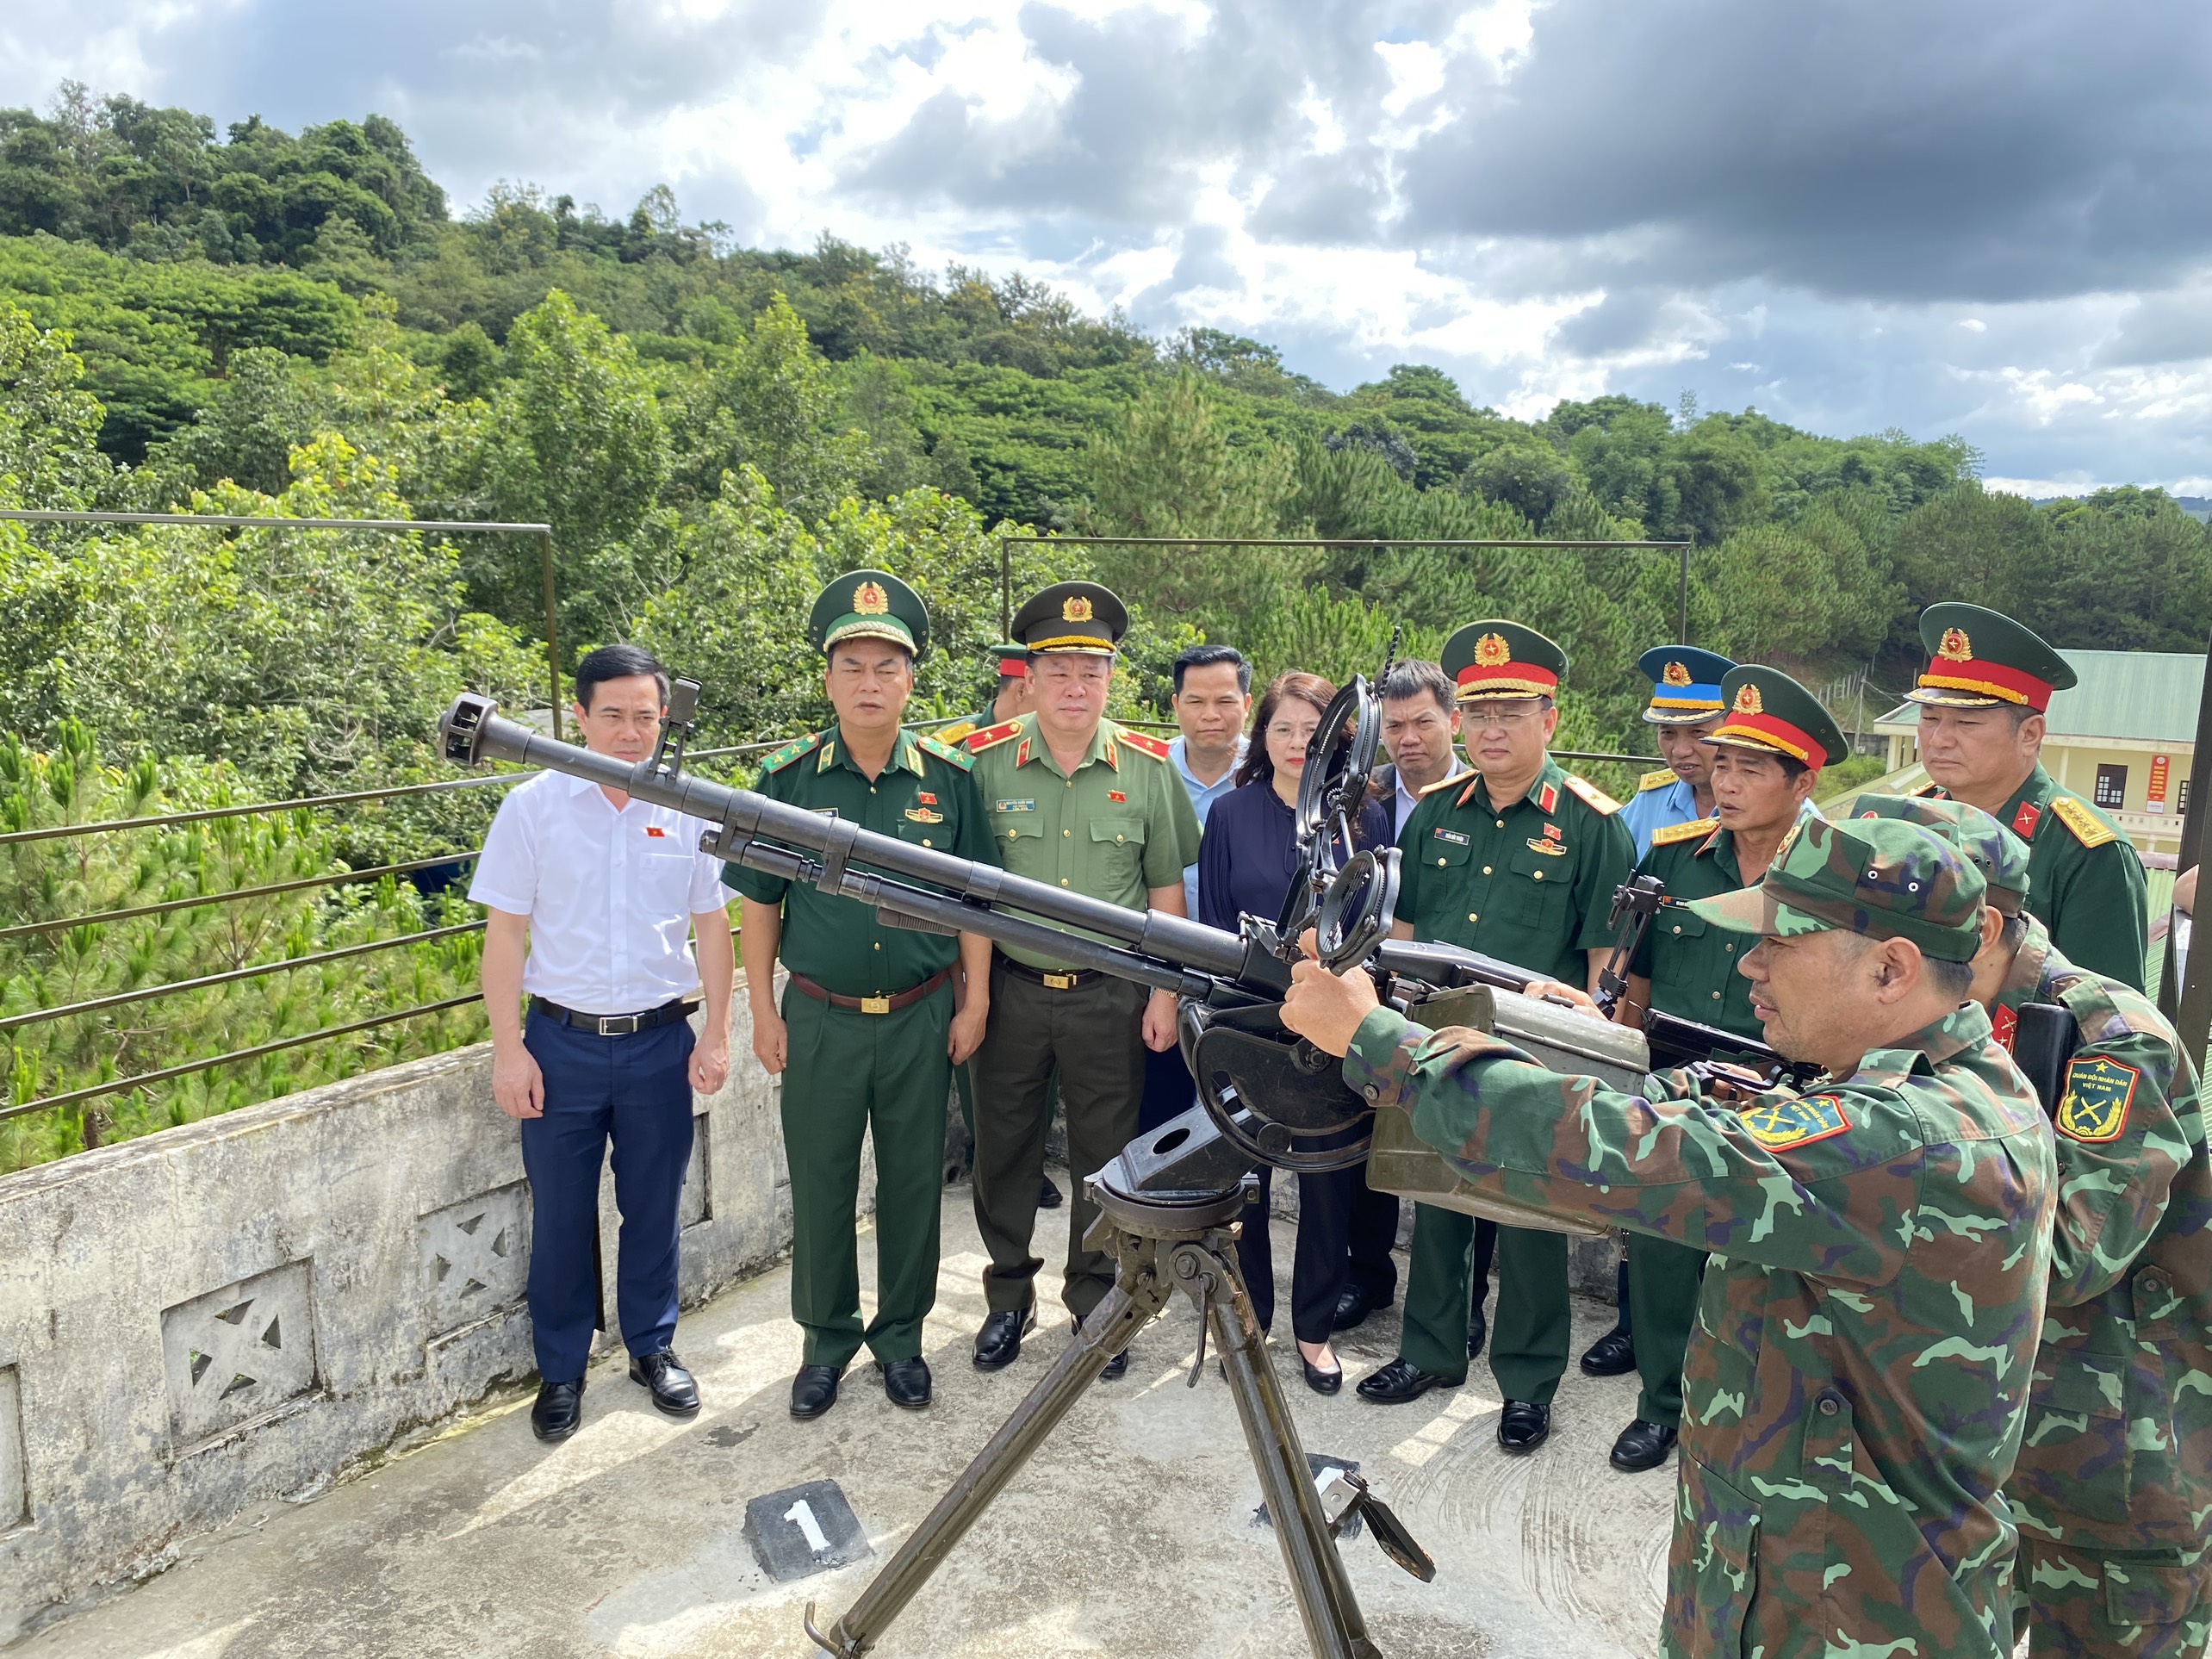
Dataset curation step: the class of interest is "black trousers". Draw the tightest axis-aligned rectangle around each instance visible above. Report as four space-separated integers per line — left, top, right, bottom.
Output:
1138 1041 1195 1134
1236 1164 1370 1345
1345 1171 1401 1305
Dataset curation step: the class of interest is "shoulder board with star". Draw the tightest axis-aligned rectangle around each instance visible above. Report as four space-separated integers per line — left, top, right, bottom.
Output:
1637 768 1676 794
1417 771 1468 798
2049 794 2120 849
1115 725 1172 761
758 731 822 775
917 733 974 772
1563 774 1623 816
1650 816 1719 848
934 718 979 746
965 719 1023 755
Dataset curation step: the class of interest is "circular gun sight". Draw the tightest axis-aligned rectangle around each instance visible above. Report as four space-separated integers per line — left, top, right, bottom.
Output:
440 693 499 765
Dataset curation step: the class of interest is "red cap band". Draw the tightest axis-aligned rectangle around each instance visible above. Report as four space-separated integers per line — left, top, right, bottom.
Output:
1916 659 2053 711
1454 662 1560 698
998 658 1028 678
1712 711 1819 767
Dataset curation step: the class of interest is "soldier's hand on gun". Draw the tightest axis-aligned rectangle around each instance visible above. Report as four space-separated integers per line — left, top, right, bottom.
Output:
752 1008 788 1076
948 997 988 1065
1279 929 1381 1058
1520 979 1605 1020
491 1041 545 1119
1141 988 1179 1052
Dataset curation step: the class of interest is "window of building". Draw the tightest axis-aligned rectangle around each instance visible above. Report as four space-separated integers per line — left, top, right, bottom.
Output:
2094 763 2128 811
2182 777 2191 816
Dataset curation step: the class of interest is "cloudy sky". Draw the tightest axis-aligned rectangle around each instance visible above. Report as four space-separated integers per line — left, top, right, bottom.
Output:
5 0 2210 494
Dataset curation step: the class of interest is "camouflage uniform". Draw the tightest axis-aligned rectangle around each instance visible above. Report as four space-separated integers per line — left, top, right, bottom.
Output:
1344 817 2057 1656
1852 790 2212 1655
2000 922 2212 1656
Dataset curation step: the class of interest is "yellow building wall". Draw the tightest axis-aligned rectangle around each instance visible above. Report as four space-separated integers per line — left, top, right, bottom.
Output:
1877 732 2193 857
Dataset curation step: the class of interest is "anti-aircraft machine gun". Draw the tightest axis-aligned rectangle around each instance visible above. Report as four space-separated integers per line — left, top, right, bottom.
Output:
436 657 1815 1659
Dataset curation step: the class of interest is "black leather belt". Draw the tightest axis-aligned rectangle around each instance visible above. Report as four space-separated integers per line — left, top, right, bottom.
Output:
531 995 694 1036
994 954 1105 991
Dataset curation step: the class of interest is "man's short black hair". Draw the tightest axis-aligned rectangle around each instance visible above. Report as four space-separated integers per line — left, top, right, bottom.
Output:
575 643 669 711
1379 659 1454 714
1174 643 1251 696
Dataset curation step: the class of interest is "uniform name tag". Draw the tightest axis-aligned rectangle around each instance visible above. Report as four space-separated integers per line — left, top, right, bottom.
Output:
995 799 1036 812
1432 829 1469 846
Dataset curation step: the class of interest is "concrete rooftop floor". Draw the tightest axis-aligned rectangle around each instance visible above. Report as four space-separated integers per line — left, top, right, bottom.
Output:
16 1187 1673 1659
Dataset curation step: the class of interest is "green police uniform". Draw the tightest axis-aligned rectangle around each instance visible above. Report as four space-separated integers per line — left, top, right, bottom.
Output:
1850 792 2212 1657
1352 816 2054 1657
724 571 997 1373
1388 621 1636 1401
1622 666 1849 1439
965 584 1202 1326
1907 603 2151 990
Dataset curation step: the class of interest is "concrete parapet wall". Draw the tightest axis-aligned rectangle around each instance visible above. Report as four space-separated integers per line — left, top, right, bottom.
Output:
0 983 821 1641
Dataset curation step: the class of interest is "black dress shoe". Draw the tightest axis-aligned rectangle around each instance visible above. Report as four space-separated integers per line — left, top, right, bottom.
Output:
1610 1418 1678 1472
1498 1400 1551 1452
1356 1358 1456 1404
1580 1327 1637 1377
1302 1354 1344 1395
881 1356 932 1410
629 1350 700 1417
1331 1283 1374 1333
972 1307 1035 1371
531 1378 584 1442
1098 1348 1130 1381
1038 1177 1063 1209
1466 1307 1489 1362
790 1363 843 1420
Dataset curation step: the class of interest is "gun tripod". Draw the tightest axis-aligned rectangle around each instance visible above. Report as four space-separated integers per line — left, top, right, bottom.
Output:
803 1153 1433 1659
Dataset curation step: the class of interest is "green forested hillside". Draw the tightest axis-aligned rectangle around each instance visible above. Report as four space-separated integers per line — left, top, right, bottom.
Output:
3 86 2208 1165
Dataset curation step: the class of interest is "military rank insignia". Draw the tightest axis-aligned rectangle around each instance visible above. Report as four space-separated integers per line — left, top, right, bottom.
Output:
1737 1094 1851 1152
904 807 944 824
2055 1056 2137 1143
1525 836 1567 856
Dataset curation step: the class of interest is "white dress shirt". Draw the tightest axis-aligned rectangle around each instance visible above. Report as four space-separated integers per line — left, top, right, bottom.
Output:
469 771 729 1015
1393 761 1468 839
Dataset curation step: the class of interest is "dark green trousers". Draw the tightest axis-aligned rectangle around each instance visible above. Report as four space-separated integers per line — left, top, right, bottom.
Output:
1401 1207 1571 1402
1627 1235 1706 1427
970 965 1146 1321
780 982 951 1370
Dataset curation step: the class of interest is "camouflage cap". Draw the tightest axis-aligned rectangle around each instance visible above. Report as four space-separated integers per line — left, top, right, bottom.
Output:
1844 793 2030 916
1685 815 1988 962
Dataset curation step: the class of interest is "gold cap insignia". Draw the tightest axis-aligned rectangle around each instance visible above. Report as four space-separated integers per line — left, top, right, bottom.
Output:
1937 626 1973 662
1062 595 1094 623
1733 683 1764 716
1662 661 1692 687
853 581 890 616
1474 632 1512 668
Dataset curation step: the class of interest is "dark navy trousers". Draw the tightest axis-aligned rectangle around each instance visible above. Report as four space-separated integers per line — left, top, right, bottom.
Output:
519 1007 696 1384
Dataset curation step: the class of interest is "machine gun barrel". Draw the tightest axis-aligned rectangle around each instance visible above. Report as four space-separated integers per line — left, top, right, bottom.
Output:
439 695 1289 1000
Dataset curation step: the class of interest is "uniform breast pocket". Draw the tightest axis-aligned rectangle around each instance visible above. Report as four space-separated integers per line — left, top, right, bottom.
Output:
1421 831 1472 873
2019 1353 2134 1529
892 816 948 851
991 811 1042 851
1504 843 1572 930
1090 817 1146 882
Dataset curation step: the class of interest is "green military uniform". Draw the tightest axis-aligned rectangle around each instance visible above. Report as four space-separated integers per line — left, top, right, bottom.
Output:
1351 817 2055 1656
1854 793 2212 1657
724 571 997 1373
1622 667 1849 1444
1907 602 2151 989
1388 621 1636 1401
966 584 1202 1325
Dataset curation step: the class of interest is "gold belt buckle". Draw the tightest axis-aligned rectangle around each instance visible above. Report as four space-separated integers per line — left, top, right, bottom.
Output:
860 995 892 1015
1043 972 1076 991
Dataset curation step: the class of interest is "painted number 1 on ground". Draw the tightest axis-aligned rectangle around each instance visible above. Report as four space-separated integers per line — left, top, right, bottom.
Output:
785 1498 830 1553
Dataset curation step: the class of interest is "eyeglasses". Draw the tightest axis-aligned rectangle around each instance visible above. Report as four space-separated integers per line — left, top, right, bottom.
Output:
1264 723 1322 744
1461 704 1546 730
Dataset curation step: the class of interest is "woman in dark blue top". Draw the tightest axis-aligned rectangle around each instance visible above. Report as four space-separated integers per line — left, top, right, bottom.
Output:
1199 672 1390 1394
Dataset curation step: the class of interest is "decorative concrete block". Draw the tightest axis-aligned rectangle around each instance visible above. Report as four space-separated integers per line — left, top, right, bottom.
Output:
419 1182 531 1338
0 1365 24 1533
159 1261 320 1450
679 1109 711 1230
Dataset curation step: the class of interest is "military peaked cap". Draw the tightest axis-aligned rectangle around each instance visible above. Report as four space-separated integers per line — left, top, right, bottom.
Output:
809 569 929 660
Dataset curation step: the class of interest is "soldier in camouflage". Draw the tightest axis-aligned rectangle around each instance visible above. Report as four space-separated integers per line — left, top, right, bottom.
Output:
1282 815 2056 1658
1851 793 2212 1657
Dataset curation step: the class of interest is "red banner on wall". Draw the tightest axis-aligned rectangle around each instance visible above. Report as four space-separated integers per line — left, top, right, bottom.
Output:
2149 754 2171 812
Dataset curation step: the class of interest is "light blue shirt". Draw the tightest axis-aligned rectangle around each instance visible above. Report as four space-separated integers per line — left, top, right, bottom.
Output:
1622 774 1703 859
1171 734 1248 915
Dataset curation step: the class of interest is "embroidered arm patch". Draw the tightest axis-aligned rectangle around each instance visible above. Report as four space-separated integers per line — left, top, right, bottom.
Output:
2055 1055 2138 1143
1737 1094 1851 1152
